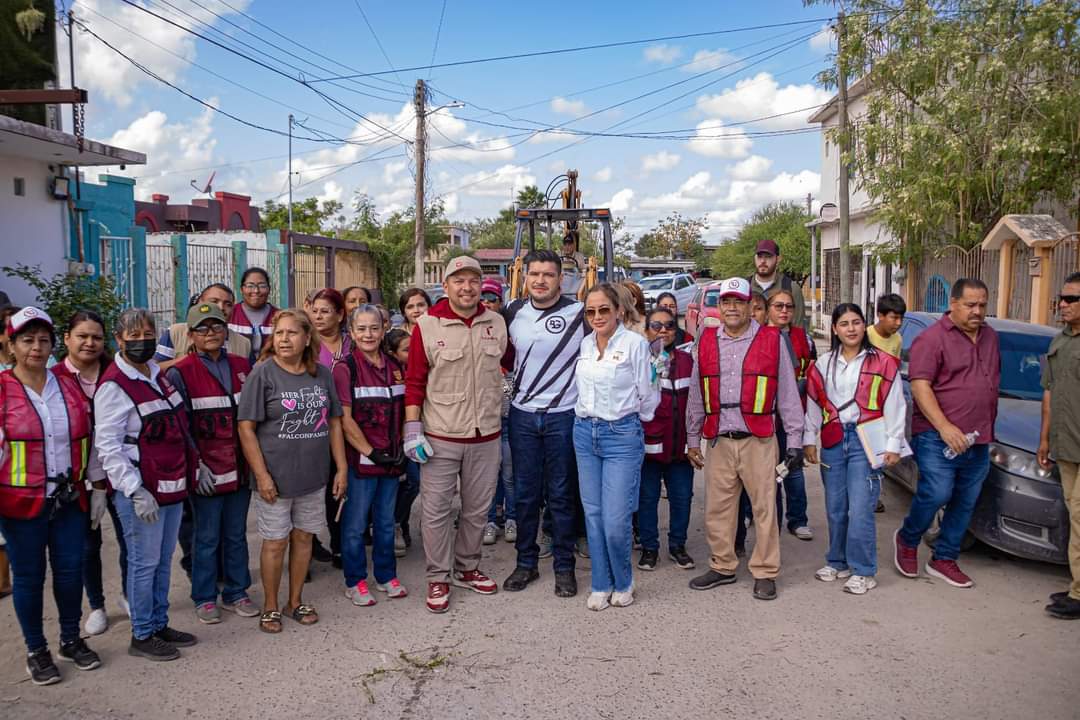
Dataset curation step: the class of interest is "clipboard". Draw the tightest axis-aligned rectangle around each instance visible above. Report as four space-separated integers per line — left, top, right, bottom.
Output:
855 417 912 470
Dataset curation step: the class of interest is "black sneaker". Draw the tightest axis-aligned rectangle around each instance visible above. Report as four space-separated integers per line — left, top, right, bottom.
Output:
129 635 180 662
331 553 343 569
689 569 737 590
26 648 61 685
753 578 777 601
311 539 333 563
1049 590 1069 603
554 571 578 598
1046 596 1080 620
58 638 102 671
503 567 540 592
669 547 696 570
154 626 197 647
637 549 658 571
402 525 412 548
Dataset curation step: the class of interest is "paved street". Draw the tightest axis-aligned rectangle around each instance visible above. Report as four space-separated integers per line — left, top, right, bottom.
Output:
2 467 1076 720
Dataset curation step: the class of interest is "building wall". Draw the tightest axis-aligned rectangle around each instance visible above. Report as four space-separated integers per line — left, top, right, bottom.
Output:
0 155 70 306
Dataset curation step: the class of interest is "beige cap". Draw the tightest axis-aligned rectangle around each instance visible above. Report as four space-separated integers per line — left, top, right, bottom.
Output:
443 255 482 278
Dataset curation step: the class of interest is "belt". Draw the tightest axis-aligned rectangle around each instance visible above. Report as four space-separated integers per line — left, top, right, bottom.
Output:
715 431 751 440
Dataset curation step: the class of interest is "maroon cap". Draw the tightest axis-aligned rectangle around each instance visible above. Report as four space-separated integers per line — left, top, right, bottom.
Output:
754 239 780 256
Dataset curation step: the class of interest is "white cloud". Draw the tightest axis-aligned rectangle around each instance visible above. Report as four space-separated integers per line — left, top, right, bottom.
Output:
695 72 833 130
810 24 834 52
456 164 537 198
686 119 752 159
639 171 720 211
593 167 613 183
723 170 820 209
644 44 682 64
440 192 459 215
729 155 773 180
605 188 634 213
551 97 588 117
683 48 740 73
317 181 344 206
382 161 408 185
640 150 681 175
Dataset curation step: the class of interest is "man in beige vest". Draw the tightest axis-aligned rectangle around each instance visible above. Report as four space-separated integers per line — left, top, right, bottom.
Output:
404 255 508 613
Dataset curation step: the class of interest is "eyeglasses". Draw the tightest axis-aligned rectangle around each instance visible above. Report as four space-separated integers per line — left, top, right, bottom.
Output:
192 322 226 336
481 293 500 303
648 320 676 331
585 307 613 318
1058 294 1080 305
242 283 270 291
770 303 795 311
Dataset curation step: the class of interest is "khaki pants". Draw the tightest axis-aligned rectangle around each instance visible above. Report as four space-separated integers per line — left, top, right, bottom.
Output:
1060 460 1080 600
704 435 780 578
420 437 500 583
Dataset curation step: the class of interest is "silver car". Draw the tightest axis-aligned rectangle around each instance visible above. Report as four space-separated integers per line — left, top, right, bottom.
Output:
639 273 697 315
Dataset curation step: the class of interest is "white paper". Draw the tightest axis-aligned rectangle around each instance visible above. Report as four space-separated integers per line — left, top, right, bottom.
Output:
856 417 913 470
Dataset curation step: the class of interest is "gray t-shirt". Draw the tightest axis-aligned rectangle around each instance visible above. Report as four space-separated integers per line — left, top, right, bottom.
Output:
238 358 342 498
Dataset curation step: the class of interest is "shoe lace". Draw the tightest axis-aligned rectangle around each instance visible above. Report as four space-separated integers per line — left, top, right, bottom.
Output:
429 583 448 598
356 580 369 593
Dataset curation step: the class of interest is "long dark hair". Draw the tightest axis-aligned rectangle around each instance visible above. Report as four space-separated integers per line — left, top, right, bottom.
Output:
827 302 874 382
66 309 114 367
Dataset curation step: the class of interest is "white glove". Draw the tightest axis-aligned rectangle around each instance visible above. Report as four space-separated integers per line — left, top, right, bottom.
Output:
403 421 434 464
196 462 216 496
90 488 108 530
130 487 160 524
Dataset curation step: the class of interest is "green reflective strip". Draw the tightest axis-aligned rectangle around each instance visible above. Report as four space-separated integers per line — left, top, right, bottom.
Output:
753 376 769 414
79 437 89 476
867 375 883 412
10 441 25 487
703 377 712 414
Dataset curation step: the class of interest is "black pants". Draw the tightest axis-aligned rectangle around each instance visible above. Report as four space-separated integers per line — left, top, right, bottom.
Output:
84 494 128 609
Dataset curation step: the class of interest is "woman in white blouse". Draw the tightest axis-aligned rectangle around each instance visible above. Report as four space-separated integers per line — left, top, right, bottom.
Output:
573 283 659 611
803 303 905 596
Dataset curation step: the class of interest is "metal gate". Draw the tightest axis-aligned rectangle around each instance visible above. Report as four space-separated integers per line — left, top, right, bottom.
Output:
289 232 376 305
911 245 1000 315
99 235 135 308
1009 244 1034 321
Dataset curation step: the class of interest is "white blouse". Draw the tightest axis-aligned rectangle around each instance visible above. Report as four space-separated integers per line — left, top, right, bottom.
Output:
574 324 659 422
803 349 906 453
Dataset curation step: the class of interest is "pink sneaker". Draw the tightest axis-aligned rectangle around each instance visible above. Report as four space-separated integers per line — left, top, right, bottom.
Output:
926 559 974 588
345 579 377 606
893 529 919 578
452 569 498 595
376 578 408 599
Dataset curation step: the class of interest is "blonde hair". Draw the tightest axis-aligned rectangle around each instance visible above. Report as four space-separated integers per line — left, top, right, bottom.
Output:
258 309 320 376
612 283 642 326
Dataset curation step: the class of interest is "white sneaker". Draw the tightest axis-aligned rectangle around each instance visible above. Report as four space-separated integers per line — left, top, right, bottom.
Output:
84 608 108 636
482 522 499 545
394 525 407 558
792 526 814 541
345 580 377 606
118 596 130 618
815 565 853 582
843 575 878 595
611 584 635 608
504 519 518 543
586 591 611 611
375 577 409 599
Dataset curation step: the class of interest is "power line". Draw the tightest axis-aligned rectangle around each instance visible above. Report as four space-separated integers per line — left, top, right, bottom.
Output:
427 0 448 80
352 1 409 91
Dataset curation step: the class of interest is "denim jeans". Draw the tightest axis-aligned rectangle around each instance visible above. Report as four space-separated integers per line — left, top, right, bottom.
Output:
638 459 694 552
511 407 577 573
342 470 399 585
114 494 183 640
395 460 421 531
900 430 991 561
0 499 85 652
777 420 809 529
84 493 128 610
190 487 252 605
573 414 644 593
488 417 516 524
178 498 193 575
821 425 882 576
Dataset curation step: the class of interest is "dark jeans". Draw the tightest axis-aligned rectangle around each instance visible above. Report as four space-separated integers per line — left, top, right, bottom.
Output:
510 407 577 573
395 460 421 532
84 493 128 610
178 498 194 575
777 422 809 529
638 459 694 551
487 417 515 523
899 430 991 561
342 471 398 585
190 487 252 605
0 500 86 652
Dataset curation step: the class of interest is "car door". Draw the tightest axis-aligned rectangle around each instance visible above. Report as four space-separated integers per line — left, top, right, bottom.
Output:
883 316 930 493
674 274 696 310
687 286 703 330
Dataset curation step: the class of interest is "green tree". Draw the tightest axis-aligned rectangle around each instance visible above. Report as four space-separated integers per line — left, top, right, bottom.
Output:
514 185 548 210
260 197 345 235
634 212 709 268
807 0 1080 257
711 202 812 281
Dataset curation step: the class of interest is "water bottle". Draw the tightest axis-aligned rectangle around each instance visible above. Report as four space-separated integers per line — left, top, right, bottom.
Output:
943 431 980 459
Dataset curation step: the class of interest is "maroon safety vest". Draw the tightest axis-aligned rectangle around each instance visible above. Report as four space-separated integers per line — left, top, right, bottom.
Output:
697 324 782 439
99 363 193 505
0 370 91 519
805 350 899 448
788 326 813 381
174 353 251 494
227 303 277 340
642 347 693 463
342 350 406 476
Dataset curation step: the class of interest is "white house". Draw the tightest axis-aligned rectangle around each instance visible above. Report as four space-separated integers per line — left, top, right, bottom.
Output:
0 114 145 306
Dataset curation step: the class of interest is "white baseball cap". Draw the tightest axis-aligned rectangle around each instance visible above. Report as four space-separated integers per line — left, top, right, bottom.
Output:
718 277 751 301
6 306 54 336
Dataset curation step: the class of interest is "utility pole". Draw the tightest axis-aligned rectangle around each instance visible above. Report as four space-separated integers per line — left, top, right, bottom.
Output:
287 114 294 235
413 79 427 287
836 11 852 304
68 11 81 201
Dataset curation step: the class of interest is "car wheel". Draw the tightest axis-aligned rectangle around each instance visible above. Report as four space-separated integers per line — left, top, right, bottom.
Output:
923 509 977 552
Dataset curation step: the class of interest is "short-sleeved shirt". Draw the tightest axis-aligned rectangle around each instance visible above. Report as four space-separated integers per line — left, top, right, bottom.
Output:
867 325 902 358
237 359 342 498
908 313 1000 443
1041 326 1080 462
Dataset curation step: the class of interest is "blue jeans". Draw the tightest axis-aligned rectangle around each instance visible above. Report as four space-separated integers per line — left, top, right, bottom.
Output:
900 430 991 561
488 417 516 523
821 425 882 576
342 470 399 585
0 500 86 652
190 487 252 605
84 493 128 610
512 407 577 572
114 494 183 640
777 421 809 529
638 459 694 552
395 460 421 531
573 415 644 593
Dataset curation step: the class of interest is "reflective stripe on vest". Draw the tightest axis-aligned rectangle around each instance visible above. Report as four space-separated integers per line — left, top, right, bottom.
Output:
8 441 26 487
644 442 663 455
659 377 691 391
352 384 406 400
867 375 883 412
753 375 769 414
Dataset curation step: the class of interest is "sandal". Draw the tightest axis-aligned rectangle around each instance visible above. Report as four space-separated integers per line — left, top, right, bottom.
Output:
259 610 282 634
284 603 319 626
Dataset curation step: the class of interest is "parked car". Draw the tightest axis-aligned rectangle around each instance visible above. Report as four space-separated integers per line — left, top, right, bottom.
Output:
883 311 1066 564
639 273 697 314
685 281 725 337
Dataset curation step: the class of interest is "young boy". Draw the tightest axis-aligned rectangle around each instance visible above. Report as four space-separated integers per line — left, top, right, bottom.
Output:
868 293 906 358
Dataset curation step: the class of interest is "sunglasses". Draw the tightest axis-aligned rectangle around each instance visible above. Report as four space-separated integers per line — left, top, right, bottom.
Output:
192 322 226 336
770 303 795 311
648 320 676 331
1058 295 1080 305
481 293 500 303
585 306 613 318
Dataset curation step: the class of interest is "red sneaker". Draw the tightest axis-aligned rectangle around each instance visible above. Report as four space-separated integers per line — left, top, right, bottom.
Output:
452 569 498 595
926 559 974 588
893 529 919 578
426 582 450 613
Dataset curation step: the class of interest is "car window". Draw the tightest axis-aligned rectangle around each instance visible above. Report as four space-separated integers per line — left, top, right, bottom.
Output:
640 277 673 291
675 276 690 290
998 331 1051 400
690 287 702 306
898 317 929 375
703 289 721 308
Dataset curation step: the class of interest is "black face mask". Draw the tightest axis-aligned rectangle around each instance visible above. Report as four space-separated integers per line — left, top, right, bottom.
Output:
123 339 156 364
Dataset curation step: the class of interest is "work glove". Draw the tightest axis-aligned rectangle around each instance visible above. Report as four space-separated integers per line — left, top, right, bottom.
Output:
89 488 108 530
403 421 434 464
130 486 160 524
368 446 405 469
785 447 805 472
195 462 216 496
648 338 670 385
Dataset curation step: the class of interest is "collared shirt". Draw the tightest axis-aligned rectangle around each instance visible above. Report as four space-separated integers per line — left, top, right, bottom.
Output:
24 373 72 482
803 349 906 453
686 320 804 449
574 323 659 422
63 358 106 483
908 313 1000 442
94 354 163 497
1042 325 1080 462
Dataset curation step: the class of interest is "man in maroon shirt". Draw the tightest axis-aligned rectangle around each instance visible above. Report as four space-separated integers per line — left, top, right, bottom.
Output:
894 278 1000 589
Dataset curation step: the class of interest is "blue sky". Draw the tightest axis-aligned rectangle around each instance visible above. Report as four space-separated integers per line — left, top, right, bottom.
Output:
60 0 837 243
